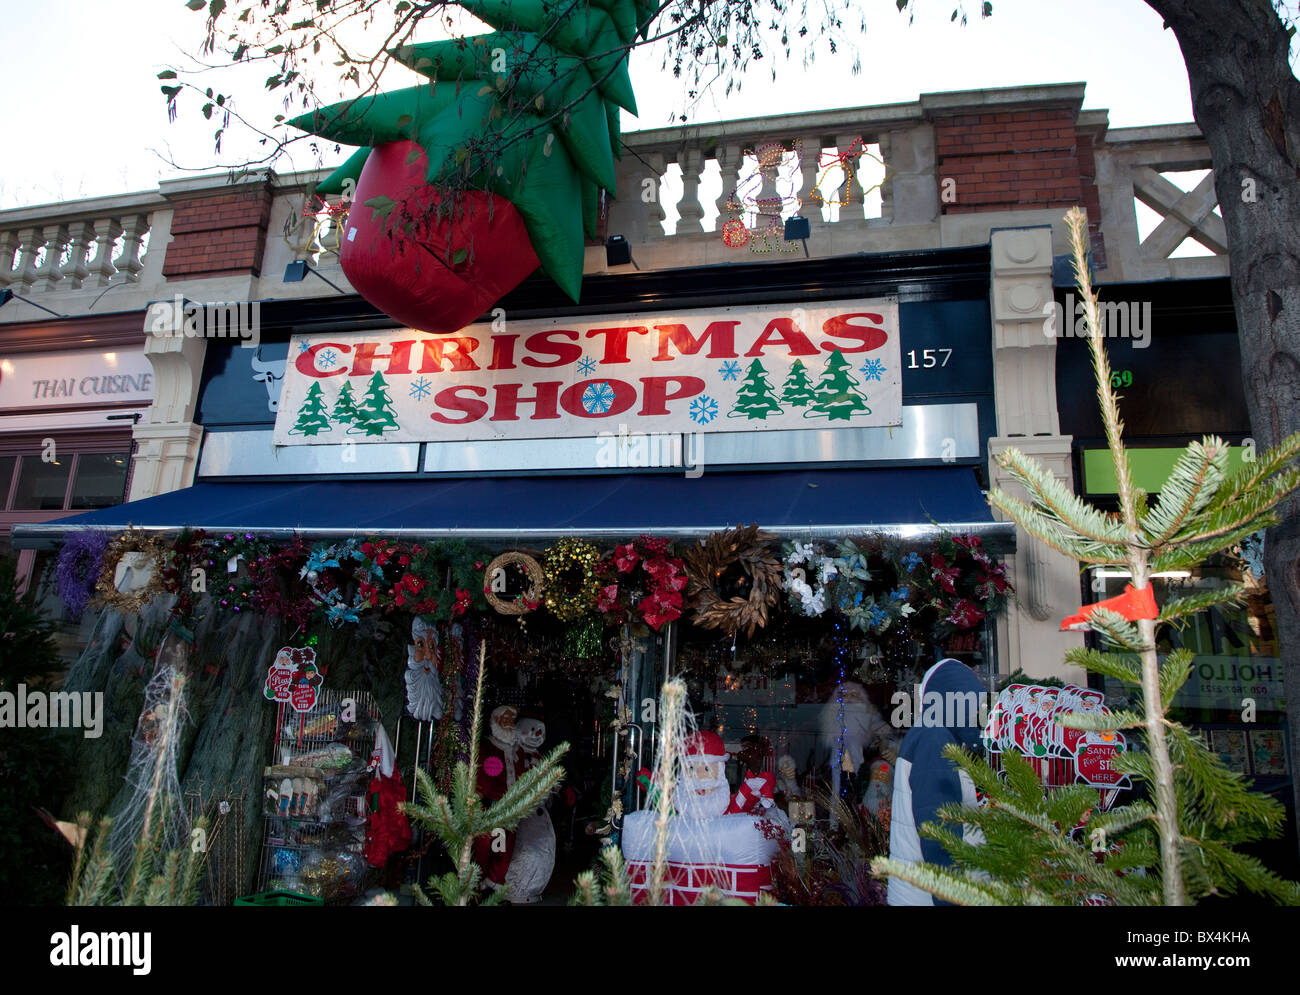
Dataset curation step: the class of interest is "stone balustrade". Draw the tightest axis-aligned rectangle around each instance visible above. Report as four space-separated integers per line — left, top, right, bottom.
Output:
0 84 1230 325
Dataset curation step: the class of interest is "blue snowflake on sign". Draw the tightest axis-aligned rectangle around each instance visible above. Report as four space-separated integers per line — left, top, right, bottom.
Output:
718 360 741 381
576 355 597 376
297 340 311 354
690 394 719 424
860 358 887 381
409 376 432 401
582 381 616 414
319 349 339 368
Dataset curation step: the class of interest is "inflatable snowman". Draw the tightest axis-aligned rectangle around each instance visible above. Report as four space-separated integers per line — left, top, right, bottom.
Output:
505 714 556 904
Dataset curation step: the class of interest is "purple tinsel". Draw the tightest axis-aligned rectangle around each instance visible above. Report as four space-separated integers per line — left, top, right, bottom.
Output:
56 529 112 620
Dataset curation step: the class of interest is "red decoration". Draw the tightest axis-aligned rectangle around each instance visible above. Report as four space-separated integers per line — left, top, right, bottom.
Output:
341 140 541 334
721 219 750 248
1060 583 1159 631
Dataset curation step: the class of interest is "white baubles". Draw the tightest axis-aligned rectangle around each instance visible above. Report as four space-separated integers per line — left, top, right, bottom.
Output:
403 616 444 722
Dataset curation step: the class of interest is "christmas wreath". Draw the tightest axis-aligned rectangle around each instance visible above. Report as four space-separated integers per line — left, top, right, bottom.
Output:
483 551 545 615
596 535 688 631
56 529 112 620
782 541 838 617
906 533 1012 638
682 524 782 637
542 537 602 622
404 539 485 621
94 530 173 614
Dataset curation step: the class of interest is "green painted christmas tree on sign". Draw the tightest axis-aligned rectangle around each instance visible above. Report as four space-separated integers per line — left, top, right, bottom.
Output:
350 373 400 437
291 382 333 436
780 358 817 408
728 359 783 420
332 380 360 426
806 349 871 421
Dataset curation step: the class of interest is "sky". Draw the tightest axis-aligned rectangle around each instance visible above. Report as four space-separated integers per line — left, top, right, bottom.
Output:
0 0 1205 211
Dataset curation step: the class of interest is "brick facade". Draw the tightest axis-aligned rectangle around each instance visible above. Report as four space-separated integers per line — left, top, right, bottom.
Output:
162 185 274 280
934 105 1106 264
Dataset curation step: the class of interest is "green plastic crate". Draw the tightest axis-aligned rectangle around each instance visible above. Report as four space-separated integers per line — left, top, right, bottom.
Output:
234 890 322 907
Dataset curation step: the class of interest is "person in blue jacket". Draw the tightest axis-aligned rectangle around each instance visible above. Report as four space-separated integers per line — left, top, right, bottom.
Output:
887 657 987 906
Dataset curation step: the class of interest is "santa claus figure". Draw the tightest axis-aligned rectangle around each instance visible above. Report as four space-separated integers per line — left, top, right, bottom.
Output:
818 681 897 775
403 616 444 722
621 730 784 905
505 714 556 904
473 704 523 888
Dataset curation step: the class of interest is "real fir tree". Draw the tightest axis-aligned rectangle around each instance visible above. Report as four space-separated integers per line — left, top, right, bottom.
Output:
290 381 333 436
403 642 568 905
780 358 817 407
806 348 871 421
350 372 401 437
728 358 783 420
331 380 360 426
871 208 1300 907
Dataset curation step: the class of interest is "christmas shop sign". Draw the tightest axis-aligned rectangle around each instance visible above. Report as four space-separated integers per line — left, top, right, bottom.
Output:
271 299 901 444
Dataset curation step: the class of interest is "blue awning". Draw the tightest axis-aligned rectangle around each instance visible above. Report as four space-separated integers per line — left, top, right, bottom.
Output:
12 467 1013 550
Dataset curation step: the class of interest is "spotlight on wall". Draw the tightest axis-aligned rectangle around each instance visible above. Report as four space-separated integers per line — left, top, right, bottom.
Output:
605 234 639 270
784 216 811 257
0 288 67 318
283 259 349 294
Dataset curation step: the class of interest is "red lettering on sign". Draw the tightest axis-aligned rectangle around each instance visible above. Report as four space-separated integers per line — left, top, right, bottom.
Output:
295 342 351 378
487 334 518 371
821 313 888 352
492 381 562 420
429 385 489 424
743 318 820 357
521 330 582 368
652 321 740 361
418 337 480 373
560 379 637 419
352 340 415 376
638 376 706 416
586 326 649 364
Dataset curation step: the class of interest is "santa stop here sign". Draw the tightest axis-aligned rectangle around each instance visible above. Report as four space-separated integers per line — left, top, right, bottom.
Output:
271 298 902 445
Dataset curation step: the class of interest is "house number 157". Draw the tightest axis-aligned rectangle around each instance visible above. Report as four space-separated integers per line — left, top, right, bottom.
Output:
906 349 952 368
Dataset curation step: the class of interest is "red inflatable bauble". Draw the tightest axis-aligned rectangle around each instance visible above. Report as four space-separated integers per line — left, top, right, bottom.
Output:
340 140 541 334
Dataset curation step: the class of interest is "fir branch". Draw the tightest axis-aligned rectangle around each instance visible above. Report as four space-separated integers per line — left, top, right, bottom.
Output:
869 856 1006 906
1083 609 1145 653
986 489 1129 563
1058 709 1146 730
1065 647 1142 685
1141 437 1229 547
1158 648 1195 710
1158 585 1246 626
992 449 1129 544
1203 431 1300 515
1151 519 1280 573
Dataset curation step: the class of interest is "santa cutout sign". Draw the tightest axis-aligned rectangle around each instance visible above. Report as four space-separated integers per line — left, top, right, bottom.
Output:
264 647 323 713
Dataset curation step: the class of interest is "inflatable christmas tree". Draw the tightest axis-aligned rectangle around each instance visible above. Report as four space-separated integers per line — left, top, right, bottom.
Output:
288 0 657 333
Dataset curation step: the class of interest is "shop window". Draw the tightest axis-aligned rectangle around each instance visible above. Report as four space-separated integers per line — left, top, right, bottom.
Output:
69 452 130 509
12 454 72 510
0 455 15 504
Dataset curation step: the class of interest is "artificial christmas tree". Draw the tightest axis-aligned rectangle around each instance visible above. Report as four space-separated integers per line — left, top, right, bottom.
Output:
805 349 871 422
871 208 1300 906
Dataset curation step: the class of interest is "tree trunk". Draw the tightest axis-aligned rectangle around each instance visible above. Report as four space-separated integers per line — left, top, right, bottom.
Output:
1144 0 1300 846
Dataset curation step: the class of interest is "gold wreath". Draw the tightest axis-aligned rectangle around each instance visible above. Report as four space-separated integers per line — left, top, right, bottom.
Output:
93 530 172 615
483 551 545 616
542 538 601 622
682 524 782 637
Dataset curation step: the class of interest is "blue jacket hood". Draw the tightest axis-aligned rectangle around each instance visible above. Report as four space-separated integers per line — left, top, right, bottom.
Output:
918 658 987 750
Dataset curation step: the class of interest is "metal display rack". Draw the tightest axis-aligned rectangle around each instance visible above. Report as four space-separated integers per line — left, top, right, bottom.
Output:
256 688 382 903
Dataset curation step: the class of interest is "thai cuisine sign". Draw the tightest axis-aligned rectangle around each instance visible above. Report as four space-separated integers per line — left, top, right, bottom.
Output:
271 299 901 444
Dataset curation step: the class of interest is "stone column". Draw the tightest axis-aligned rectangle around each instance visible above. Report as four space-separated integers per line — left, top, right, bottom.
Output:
129 300 209 500
987 226 1084 684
